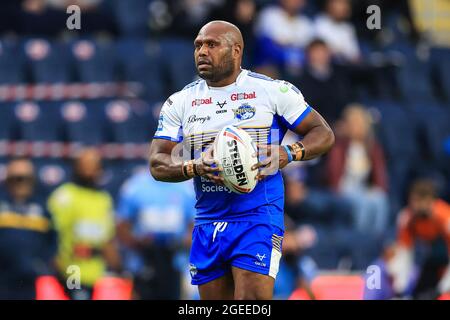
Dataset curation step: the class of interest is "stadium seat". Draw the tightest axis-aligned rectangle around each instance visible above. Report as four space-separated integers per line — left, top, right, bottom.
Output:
0 157 7 184
372 100 419 210
111 0 151 37
61 100 107 145
92 276 133 300
430 47 450 102
35 275 70 300
100 159 148 200
103 99 156 143
411 102 450 176
13 101 63 142
71 39 118 82
159 38 197 92
384 42 435 103
310 274 364 300
116 38 165 101
34 159 71 200
101 160 147 199
0 102 17 140
23 38 72 83
304 226 341 269
0 39 25 84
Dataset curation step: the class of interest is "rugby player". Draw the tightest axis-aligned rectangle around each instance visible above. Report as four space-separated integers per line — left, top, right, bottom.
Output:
149 21 334 300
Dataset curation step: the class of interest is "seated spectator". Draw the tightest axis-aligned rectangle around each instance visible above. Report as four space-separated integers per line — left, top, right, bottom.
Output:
389 179 450 299
326 104 389 236
0 157 57 299
314 0 360 63
116 171 195 300
48 148 122 300
255 0 314 75
208 0 258 67
293 39 351 125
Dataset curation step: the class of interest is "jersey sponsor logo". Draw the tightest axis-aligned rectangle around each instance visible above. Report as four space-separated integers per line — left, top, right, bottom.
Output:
230 91 256 101
216 101 227 114
199 176 233 193
191 97 212 107
188 114 211 124
232 103 256 121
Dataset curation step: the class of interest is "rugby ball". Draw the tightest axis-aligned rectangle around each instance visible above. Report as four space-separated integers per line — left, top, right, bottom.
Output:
214 125 258 194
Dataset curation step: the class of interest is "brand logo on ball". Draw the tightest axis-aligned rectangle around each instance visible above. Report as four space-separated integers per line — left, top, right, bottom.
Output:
233 103 256 121
191 97 212 107
231 91 256 101
226 139 248 187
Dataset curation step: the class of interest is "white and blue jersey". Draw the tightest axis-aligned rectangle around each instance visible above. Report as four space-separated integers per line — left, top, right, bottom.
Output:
154 69 312 231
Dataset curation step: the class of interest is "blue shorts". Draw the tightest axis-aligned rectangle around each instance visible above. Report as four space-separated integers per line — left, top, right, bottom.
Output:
189 221 284 286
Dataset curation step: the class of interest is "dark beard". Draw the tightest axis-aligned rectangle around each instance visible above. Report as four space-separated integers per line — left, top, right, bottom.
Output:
197 50 235 83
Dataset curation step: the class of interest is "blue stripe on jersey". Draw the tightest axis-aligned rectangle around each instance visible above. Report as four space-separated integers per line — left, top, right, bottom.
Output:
268 114 290 145
290 106 312 130
182 79 203 90
290 84 301 95
247 71 274 81
153 135 183 142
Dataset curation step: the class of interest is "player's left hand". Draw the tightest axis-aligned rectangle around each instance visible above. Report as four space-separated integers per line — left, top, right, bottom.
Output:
195 145 225 186
251 144 290 181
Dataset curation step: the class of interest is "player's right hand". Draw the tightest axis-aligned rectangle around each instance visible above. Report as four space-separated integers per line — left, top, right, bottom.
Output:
195 146 224 185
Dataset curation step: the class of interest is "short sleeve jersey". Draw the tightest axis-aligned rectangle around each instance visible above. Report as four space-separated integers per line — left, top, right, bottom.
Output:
154 69 312 229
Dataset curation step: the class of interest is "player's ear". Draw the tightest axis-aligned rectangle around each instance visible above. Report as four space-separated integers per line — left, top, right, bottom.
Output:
233 43 242 58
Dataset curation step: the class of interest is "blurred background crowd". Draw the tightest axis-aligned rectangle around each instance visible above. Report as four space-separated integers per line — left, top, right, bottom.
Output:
0 0 449 300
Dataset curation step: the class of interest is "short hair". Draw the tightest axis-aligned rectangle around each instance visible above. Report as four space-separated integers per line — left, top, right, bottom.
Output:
409 179 437 199
306 38 328 52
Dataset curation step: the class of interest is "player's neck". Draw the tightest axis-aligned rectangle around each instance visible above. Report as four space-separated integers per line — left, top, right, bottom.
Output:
206 68 242 88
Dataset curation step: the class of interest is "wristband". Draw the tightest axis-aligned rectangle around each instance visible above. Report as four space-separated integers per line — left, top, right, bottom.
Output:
290 141 306 161
282 145 293 163
182 161 189 178
193 163 200 176
182 160 196 178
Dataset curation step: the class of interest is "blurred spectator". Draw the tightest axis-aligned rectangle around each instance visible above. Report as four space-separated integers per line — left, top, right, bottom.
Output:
293 39 351 124
116 171 195 300
314 0 360 63
326 104 389 236
13 0 117 36
208 0 258 67
255 0 314 75
48 148 121 300
149 0 220 39
364 241 419 300
390 179 450 299
274 217 318 299
0 157 57 299
284 166 352 228
350 0 420 45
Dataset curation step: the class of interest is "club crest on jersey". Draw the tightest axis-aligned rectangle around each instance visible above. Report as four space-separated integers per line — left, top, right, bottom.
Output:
231 91 256 101
232 103 256 121
191 97 212 107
